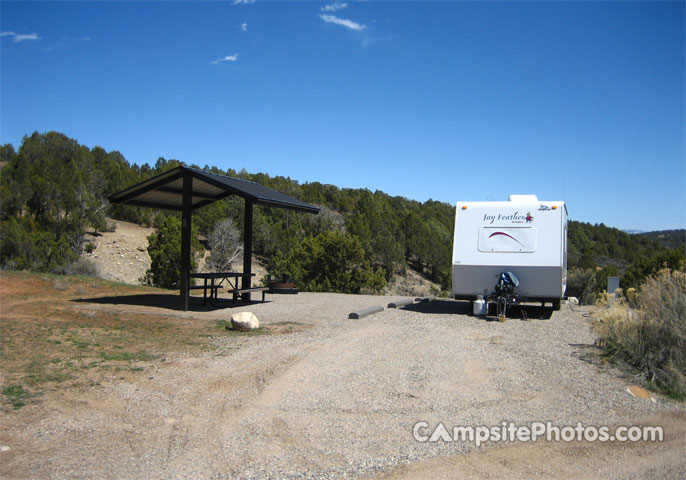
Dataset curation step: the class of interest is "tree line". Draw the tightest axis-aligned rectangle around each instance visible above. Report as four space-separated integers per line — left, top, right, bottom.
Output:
566 221 684 302
1 131 683 296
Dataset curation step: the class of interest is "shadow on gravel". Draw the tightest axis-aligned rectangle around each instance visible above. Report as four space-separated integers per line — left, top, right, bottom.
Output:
401 300 555 323
401 299 471 315
73 294 271 312
506 305 554 321
569 343 608 367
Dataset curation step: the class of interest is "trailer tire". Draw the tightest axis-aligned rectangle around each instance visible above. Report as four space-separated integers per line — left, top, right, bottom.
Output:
552 299 561 311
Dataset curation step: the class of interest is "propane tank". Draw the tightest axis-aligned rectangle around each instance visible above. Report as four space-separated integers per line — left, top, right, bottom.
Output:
473 295 487 316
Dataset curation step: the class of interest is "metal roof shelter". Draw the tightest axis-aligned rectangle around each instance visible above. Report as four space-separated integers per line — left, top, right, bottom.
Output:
109 166 319 310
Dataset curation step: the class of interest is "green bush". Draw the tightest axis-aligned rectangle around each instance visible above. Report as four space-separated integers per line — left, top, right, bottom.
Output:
270 231 387 294
595 269 686 399
566 268 597 305
0 216 77 272
621 250 685 290
143 216 202 289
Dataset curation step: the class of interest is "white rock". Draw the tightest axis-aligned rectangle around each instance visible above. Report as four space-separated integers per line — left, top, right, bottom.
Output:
568 297 579 306
231 311 260 332
0 445 11 452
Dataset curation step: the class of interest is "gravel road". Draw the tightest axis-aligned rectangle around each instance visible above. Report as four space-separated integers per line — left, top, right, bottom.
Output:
2 293 684 479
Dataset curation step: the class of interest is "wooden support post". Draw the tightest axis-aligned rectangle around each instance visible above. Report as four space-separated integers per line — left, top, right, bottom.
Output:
242 199 254 303
180 172 193 311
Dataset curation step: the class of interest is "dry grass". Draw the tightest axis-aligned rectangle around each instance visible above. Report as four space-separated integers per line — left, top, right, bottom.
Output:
0 271 307 411
0 271 255 411
594 269 686 399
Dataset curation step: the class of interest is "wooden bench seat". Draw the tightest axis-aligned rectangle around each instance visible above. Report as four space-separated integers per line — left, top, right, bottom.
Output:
231 286 269 304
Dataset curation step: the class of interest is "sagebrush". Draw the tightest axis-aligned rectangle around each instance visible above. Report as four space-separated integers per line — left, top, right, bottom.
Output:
595 269 686 399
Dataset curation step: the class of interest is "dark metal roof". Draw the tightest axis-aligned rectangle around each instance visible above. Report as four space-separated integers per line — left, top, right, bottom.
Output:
108 166 320 214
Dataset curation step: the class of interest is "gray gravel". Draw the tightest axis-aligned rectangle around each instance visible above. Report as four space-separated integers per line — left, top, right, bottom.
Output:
2 293 684 479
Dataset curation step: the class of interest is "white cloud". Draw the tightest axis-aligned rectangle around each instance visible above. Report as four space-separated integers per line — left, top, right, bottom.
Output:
44 35 91 51
233 0 255 4
1 31 41 42
241 22 248 31
211 53 239 64
14 33 40 42
319 14 365 31
321 2 347 12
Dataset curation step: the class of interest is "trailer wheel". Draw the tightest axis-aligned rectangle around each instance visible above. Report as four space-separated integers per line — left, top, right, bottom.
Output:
552 299 561 311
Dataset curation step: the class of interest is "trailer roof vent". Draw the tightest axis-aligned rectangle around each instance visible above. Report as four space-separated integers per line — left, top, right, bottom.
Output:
508 194 539 202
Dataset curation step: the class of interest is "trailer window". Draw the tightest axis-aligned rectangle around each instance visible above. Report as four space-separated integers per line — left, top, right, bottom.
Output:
478 227 537 253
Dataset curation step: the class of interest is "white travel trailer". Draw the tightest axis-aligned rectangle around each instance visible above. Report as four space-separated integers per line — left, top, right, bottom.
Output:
452 195 568 311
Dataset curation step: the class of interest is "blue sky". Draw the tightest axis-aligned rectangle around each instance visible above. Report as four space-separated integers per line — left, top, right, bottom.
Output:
1 1 684 232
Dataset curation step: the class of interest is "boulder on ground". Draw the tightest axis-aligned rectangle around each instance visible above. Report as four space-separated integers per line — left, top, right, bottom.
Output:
568 297 579 306
231 311 260 331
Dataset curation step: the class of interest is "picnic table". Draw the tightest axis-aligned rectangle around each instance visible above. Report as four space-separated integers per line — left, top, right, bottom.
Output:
190 272 268 306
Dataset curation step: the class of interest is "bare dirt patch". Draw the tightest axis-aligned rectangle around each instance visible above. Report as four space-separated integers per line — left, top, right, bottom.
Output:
384 267 441 297
84 219 155 284
0 272 236 412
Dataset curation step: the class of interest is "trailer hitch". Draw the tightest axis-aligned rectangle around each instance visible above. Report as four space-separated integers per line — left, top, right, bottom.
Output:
489 271 520 322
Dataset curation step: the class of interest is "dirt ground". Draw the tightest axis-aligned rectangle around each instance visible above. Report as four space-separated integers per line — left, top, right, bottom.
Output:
84 220 156 285
381 412 686 479
1 271 684 479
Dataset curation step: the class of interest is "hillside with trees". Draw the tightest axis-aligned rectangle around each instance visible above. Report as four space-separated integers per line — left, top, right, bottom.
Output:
639 230 686 250
566 221 685 302
1 131 683 299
